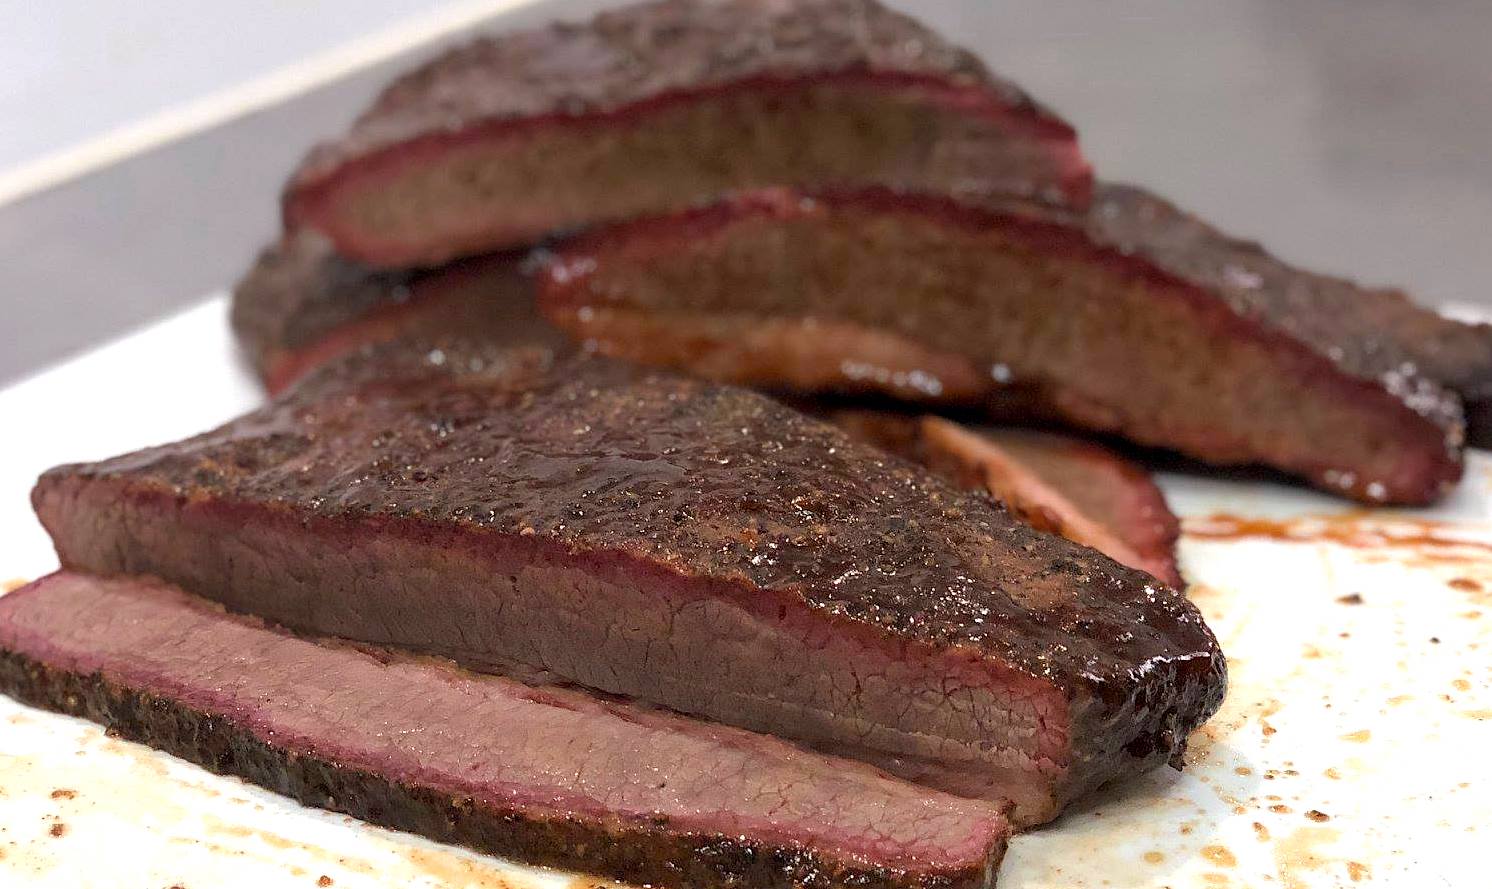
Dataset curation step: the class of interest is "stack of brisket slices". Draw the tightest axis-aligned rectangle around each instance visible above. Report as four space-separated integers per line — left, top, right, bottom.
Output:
234 0 1492 508
0 0 1477 884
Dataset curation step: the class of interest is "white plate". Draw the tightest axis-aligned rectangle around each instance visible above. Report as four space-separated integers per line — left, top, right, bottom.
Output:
1 297 1488 888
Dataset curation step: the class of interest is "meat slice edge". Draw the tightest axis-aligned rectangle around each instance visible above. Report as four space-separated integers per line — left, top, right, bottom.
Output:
284 0 1089 266
230 231 567 394
535 187 1463 505
33 344 1226 826
1084 183 1492 449
0 572 1009 889
228 231 569 393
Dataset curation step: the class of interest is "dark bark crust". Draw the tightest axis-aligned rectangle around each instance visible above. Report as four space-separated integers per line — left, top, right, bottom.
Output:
288 0 1070 188
1083 184 1485 420
229 232 423 377
282 0 1090 265
828 410 1183 587
0 647 997 889
34 343 1225 824
229 231 563 392
38 344 1219 700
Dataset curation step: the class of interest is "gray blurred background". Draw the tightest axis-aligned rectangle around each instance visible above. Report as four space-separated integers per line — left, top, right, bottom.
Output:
1 0 1488 385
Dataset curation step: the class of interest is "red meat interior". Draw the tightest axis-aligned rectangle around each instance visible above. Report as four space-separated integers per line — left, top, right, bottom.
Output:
294 75 1085 266
541 194 1456 504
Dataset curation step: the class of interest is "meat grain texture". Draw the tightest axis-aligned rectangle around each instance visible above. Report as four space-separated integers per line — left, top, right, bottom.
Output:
537 186 1465 505
34 342 1225 826
0 573 1010 889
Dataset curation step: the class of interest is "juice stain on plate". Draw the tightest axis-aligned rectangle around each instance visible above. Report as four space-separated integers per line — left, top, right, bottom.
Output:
1200 844 1237 867
1185 513 1492 568
1274 827 1339 889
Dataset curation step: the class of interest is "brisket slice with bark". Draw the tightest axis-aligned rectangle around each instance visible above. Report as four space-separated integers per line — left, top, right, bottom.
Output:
231 231 567 394
0 573 1009 889
1080 184 1492 449
34 343 1225 827
283 0 1089 267
535 186 1464 505
832 411 1182 587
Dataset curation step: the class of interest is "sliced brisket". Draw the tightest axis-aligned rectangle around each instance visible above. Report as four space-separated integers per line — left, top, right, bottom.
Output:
283 0 1089 267
34 343 1224 826
832 412 1182 587
0 572 1009 889
535 186 1464 505
231 231 566 394
1082 184 1492 449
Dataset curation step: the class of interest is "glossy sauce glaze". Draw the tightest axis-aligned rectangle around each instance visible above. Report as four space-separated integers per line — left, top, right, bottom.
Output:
41 343 1224 762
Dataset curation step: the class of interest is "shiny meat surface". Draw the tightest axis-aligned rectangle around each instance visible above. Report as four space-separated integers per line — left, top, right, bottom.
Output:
34 342 1224 824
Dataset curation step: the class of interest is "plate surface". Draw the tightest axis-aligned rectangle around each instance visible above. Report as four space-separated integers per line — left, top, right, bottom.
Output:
1 298 1487 888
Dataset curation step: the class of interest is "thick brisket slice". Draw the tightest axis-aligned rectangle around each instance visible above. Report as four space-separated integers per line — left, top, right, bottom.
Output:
536 187 1463 505
231 231 566 394
34 344 1224 826
0 573 1008 889
284 0 1089 267
833 412 1181 587
1083 184 1492 448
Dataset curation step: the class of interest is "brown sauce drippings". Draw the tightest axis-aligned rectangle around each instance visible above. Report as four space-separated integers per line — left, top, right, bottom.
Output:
1185 513 1492 560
